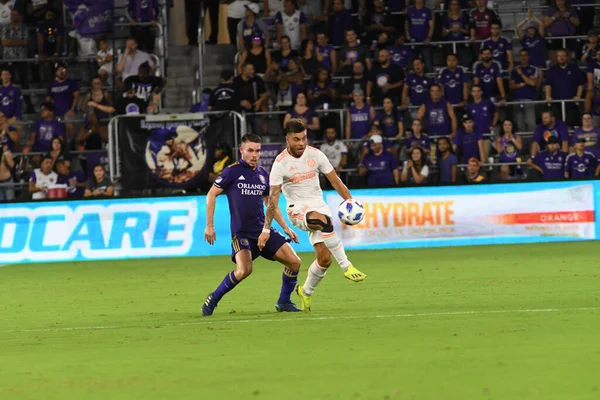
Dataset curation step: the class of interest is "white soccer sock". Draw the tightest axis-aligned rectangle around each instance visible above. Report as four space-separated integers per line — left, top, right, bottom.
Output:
322 231 352 272
303 261 327 296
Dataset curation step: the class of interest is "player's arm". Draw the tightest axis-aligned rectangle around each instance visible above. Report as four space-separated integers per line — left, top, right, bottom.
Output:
258 184 282 250
263 195 299 243
324 170 351 200
204 184 224 245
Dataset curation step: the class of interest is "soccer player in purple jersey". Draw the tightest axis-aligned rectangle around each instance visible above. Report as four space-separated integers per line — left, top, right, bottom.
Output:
202 134 302 316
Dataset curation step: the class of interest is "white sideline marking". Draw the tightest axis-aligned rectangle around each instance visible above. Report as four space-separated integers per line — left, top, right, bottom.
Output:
3 307 598 334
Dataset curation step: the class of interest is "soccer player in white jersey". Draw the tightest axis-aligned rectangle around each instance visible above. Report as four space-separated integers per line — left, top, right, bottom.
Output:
258 118 366 312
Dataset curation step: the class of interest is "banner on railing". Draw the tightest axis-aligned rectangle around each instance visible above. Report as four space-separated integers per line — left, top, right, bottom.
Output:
119 116 211 190
258 143 283 172
64 0 115 38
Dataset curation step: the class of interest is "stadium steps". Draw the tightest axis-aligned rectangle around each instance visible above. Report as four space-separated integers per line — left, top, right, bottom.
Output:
201 44 236 90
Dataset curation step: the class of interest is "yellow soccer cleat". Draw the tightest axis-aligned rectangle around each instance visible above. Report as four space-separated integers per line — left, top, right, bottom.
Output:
344 265 367 282
295 285 312 312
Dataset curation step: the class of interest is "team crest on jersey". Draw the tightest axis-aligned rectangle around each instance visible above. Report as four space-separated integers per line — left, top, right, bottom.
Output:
240 238 249 246
307 159 316 167
258 174 266 184
145 124 208 186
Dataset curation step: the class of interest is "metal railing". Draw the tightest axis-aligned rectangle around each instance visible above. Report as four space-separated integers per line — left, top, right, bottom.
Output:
197 4 206 98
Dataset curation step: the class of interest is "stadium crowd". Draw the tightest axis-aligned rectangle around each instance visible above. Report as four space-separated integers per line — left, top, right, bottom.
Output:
200 0 600 188
0 0 165 201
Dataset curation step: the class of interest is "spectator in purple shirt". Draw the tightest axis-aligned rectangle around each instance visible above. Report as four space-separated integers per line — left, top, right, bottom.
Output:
542 0 580 62
437 53 469 108
531 109 570 156
564 138 599 179
56 159 87 198
388 35 413 70
510 49 542 133
528 135 567 180
401 58 430 119
580 30 598 66
517 11 547 68
453 114 485 164
46 62 80 119
0 68 22 122
571 113 600 158
316 32 337 74
26 102 65 167
466 85 498 149
544 48 584 127
405 0 434 72
586 48 600 93
481 22 513 72
404 119 431 157
437 136 458 184
472 47 506 103
442 0 470 43
359 134 400 186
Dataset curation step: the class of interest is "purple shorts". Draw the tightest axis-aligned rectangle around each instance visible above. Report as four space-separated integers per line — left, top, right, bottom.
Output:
230 229 289 263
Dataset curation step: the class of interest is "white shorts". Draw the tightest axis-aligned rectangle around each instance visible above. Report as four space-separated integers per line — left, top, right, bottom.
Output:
287 202 332 246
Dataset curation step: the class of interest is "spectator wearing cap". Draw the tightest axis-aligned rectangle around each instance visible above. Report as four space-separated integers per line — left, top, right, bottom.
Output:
564 137 599 179
237 3 269 50
46 62 80 120
400 146 428 185
116 37 155 83
517 9 547 68
0 68 22 122
346 89 375 142
210 70 239 112
327 0 353 48
2 9 34 114
437 136 458 184
544 48 584 128
472 47 506 104
275 0 308 51
527 135 567 181
481 21 513 72
340 61 368 103
339 29 371 76
510 49 542 133
209 143 234 183
453 114 484 164
571 113 600 157
367 48 404 107
27 102 66 167
531 109 569 156
237 35 272 78
466 158 486 183
405 0 434 72
542 0 579 61
227 1 252 47
360 134 400 187
123 62 166 113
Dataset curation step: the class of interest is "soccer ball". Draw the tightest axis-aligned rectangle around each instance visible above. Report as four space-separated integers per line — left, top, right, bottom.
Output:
338 199 365 226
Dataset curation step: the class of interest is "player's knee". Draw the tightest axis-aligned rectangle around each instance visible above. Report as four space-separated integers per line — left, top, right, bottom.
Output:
317 253 332 268
235 264 253 280
288 255 301 272
306 212 333 233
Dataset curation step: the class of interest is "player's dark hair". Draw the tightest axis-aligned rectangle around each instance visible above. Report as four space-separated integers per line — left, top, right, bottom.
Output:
519 48 530 55
285 118 307 135
446 53 458 60
429 83 442 91
40 101 55 112
241 133 262 144
41 154 53 163
138 62 151 75
542 108 555 118
582 112 593 119
471 84 483 92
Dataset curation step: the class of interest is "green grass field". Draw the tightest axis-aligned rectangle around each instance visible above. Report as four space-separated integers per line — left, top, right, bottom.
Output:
1 242 599 400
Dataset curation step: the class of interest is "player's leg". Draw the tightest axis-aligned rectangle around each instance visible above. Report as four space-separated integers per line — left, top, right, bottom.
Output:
305 211 366 282
296 242 332 312
202 237 255 317
271 243 302 312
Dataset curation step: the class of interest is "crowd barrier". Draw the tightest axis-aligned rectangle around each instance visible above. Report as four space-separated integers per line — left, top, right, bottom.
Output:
0 179 596 264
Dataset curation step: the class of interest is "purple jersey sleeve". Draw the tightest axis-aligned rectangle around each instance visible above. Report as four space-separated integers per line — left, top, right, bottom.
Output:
453 131 461 147
389 153 399 170
213 165 233 189
558 122 569 143
532 125 542 144
30 171 36 183
564 155 573 174
32 119 40 133
274 11 283 24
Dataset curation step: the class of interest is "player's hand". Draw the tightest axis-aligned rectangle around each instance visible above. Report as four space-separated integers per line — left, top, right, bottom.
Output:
204 226 216 245
257 231 270 251
284 227 299 244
